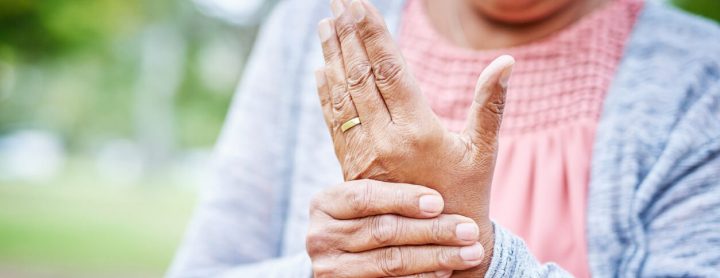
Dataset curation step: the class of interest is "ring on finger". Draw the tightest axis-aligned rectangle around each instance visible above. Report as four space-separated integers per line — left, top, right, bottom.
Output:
341 117 361 133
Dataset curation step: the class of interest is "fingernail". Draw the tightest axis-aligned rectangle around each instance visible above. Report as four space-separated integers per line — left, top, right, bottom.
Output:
434 270 452 278
418 195 443 214
459 243 484 262
499 66 513 89
498 55 515 89
455 223 479 241
318 19 333 42
331 0 345 17
350 0 365 22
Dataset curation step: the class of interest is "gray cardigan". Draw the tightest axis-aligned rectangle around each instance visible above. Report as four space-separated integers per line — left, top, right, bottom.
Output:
167 0 720 277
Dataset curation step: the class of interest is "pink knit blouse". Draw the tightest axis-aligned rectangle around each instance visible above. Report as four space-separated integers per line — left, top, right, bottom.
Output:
398 0 642 276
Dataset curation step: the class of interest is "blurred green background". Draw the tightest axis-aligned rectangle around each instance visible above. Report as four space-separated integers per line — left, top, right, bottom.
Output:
0 0 717 277
0 0 276 276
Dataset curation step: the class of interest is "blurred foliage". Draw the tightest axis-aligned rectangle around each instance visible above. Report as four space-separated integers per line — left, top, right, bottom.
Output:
672 0 720 23
0 0 259 151
0 0 141 59
0 0 262 276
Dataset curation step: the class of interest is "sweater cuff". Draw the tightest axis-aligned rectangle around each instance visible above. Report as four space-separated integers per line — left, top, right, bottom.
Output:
485 222 537 278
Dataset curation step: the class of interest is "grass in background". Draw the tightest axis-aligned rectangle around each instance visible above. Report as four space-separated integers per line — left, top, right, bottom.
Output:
0 170 196 277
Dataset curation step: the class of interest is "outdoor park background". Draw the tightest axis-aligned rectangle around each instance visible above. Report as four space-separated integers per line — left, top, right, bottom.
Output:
0 0 717 277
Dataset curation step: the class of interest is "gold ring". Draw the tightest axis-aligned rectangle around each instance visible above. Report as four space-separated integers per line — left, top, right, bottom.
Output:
341 117 361 133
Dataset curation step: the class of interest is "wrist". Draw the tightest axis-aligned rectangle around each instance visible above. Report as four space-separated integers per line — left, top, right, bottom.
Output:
429 177 494 277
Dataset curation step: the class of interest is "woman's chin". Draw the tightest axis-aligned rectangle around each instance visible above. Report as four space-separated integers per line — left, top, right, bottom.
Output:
470 0 575 24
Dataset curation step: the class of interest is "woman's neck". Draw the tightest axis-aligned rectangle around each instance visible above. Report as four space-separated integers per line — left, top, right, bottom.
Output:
424 0 608 50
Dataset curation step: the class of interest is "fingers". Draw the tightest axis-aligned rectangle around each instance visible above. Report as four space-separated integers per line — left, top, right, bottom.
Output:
311 179 445 219
348 0 429 123
338 214 480 252
316 67 351 164
463 55 515 147
307 180 483 277
331 0 392 129
318 18 361 139
335 243 484 277
315 68 334 137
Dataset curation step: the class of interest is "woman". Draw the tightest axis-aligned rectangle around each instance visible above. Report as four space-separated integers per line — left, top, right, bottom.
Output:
167 0 720 277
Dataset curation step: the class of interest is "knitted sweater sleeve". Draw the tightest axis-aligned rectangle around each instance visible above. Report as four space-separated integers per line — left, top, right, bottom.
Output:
629 72 720 277
485 223 573 277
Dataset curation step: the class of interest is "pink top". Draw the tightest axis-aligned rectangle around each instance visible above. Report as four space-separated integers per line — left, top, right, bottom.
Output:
398 0 642 276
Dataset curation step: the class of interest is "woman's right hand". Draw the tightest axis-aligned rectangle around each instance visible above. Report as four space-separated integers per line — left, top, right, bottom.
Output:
307 179 486 277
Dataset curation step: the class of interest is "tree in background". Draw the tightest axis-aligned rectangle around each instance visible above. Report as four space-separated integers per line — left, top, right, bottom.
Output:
672 0 720 22
0 0 266 176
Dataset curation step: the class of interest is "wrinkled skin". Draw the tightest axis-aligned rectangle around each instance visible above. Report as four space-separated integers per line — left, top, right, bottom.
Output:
310 0 515 277
307 180 485 278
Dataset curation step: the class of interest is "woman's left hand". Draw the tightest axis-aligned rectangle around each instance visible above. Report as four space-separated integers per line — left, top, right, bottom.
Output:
315 0 514 275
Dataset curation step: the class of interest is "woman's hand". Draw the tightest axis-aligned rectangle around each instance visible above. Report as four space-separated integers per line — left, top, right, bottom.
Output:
315 0 514 275
307 180 486 277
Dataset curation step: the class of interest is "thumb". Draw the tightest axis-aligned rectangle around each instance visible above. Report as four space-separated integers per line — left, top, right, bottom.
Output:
463 55 515 146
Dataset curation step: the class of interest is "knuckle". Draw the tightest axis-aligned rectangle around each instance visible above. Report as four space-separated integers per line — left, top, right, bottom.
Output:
332 87 352 111
310 184 343 214
339 219 363 236
391 187 412 213
375 141 393 157
305 227 331 256
309 197 321 213
318 94 331 107
378 246 407 276
347 181 374 215
486 94 507 115
309 192 326 213
346 61 373 90
311 260 336 278
357 23 387 47
372 56 405 89
322 45 341 63
435 247 456 269
369 214 400 246
430 217 446 243
375 141 401 162
335 20 357 42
